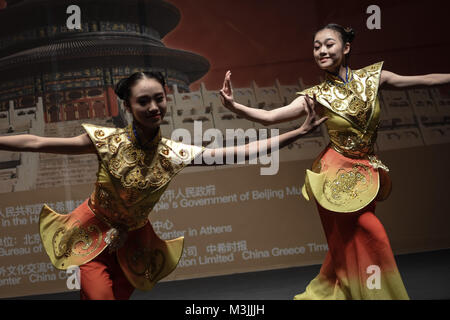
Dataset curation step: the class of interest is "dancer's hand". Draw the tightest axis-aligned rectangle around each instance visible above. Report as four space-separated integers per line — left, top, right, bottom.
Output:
219 70 236 110
298 94 328 134
106 226 128 253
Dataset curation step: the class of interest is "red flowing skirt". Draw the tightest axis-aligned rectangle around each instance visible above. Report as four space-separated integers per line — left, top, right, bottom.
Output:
294 201 409 300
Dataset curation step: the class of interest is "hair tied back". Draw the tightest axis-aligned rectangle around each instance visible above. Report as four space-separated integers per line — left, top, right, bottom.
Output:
114 77 130 101
344 27 355 43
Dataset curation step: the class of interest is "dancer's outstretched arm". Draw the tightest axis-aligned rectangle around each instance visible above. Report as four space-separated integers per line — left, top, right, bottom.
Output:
380 70 450 88
196 95 327 166
219 71 311 126
0 133 95 154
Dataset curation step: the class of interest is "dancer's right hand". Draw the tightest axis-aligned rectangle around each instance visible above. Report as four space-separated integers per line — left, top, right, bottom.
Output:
106 226 128 253
298 94 328 134
219 70 235 110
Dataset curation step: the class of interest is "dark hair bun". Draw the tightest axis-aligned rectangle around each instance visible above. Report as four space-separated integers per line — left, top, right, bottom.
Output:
344 27 356 43
114 77 130 101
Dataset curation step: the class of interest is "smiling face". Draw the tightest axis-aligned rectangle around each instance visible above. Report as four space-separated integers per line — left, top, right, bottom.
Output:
313 28 350 72
125 77 167 132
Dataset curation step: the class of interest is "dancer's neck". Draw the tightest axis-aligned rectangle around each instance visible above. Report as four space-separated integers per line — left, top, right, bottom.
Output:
327 65 349 83
133 121 159 145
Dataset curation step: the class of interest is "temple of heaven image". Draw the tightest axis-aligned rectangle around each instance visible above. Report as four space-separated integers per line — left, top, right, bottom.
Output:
0 0 210 125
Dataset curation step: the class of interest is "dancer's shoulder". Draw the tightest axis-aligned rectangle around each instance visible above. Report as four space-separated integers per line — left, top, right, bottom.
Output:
81 123 124 142
354 61 384 76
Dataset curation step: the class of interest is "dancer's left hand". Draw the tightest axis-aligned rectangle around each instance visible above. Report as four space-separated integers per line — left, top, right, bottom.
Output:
219 70 235 110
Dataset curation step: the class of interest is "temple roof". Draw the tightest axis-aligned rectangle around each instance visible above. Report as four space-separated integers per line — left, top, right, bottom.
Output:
0 0 210 87
0 36 210 83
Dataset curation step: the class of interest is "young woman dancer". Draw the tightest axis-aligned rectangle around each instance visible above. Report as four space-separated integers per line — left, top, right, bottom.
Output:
0 71 326 299
219 23 450 300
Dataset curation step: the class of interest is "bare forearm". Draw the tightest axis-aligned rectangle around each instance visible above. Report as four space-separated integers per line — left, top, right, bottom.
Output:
277 127 308 149
223 126 306 160
228 102 272 125
203 91 324 165
401 73 450 87
426 73 450 86
0 134 39 152
382 70 450 87
221 70 306 125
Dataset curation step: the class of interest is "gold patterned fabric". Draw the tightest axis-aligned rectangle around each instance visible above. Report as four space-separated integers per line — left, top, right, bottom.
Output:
83 123 203 231
302 147 386 212
116 222 184 291
39 123 204 290
300 62 383 158
39 199 110 269
298 62 391 212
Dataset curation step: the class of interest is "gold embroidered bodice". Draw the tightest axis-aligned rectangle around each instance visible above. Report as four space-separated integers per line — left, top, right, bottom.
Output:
82 123 204 230
299 62 383 158
298 62 393 213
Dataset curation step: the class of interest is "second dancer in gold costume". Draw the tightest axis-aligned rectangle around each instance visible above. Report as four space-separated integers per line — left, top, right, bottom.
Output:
220 23 450 299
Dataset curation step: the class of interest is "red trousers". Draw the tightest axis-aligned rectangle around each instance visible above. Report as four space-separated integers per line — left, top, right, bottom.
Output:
79 249 135 300
313 201 408 299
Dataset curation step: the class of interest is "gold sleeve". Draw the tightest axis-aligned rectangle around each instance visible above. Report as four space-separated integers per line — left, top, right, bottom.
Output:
159 138 205 171
81 123 122 163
